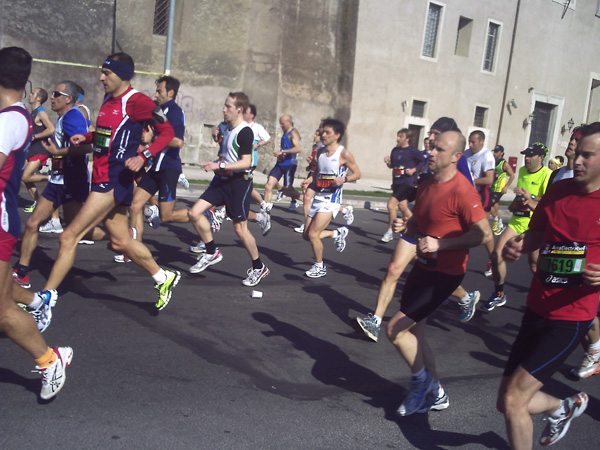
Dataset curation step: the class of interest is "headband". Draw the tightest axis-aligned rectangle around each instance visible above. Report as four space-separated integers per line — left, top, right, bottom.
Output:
549 158 561 167
102 59 134 81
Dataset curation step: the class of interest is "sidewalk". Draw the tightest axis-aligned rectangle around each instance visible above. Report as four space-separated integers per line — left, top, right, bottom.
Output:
178 164 514 223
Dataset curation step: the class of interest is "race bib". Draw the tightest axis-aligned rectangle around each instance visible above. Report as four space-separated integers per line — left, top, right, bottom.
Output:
393 166 405 178
316 173 336 193
538 241 586 287
51 156 64 176
94 126 112 156
508 198 531 217
416 233 438 268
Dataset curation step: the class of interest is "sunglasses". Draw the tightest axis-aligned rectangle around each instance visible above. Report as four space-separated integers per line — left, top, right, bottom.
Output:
51 90 70 98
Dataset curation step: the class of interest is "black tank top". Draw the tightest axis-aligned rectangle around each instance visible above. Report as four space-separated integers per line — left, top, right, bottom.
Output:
29 107 50 157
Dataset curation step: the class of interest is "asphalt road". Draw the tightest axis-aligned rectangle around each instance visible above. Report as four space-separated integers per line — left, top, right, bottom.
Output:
1 195 598 450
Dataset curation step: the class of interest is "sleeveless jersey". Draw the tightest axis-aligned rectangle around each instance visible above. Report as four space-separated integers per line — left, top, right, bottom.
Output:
0 104 32 237
29 106 49 157
491 159 507 193
314 145 346 204
277 127 297 167
222 121 253 173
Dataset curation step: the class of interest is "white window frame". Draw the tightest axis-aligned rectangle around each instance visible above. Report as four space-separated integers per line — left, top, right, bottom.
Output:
481 19 502 74
553 0 576 11
420 1 445 62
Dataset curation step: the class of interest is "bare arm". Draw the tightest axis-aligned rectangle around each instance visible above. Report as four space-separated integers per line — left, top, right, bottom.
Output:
34 111 55 140
419 218 492 254
474 169 494 186
502 162 515 193
41 139 92 156
337 148 361 185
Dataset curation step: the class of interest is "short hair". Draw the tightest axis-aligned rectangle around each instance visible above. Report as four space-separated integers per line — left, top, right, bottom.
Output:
156 75 180 98
106 52 135 71
556 155 565 164
35 88 49 104
0 47 32 90
228 92 249 112
57 80 81 103
579 122 600 140
247 104 257 118
322 118 345 140
397 128 413 140
469 130 485 141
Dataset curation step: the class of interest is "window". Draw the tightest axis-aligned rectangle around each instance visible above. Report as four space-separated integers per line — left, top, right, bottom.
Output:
455 16 473 57
422 3 443 58
474 106 489 128
153 0 170 36
482 21 501 72
528 102 557 147
411 100 427 118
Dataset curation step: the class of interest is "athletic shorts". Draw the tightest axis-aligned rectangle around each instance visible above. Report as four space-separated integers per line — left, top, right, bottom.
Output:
0 231 17 262
480 185 492 212
308 197 341 219
137 169 179 203
503 308 593 383
400 264 464 323
391 183 413 202
42 181 89 207
27 153 49 165
269 164 297 187
507 216 530 235
92 177 134 207
200 174 252 222
490 191 503 205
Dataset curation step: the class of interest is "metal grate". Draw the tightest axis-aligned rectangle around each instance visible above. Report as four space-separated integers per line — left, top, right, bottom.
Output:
422 3 442 58
474 106 488 128
153 0 170 36
411 100 426 118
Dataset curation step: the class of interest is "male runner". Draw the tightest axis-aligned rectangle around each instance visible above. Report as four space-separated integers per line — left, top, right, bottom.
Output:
263 113 302 210
489 145 515 235
187 92 269 286
387 130 491 416
0 46 72 400
381 128 425 243
22 87 53 211
301 118 361 278
356 117 477 341
121 75 188 259
32 53 180 310
13 81 107 288
482 143 552 313
497 121 600 448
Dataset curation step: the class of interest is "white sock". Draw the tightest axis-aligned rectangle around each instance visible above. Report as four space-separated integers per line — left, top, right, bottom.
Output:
29 292 44 309
461 294 469 302
341 206 348 214
332 230 339 239
52 218 61 226
314 261 324 268
152 268 167 285
373 315 382 326
589 339 600 351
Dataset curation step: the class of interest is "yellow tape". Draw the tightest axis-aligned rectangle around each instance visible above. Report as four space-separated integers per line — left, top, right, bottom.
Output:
32 58 165 76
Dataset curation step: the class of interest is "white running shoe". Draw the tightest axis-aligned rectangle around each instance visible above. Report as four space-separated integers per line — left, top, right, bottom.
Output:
381 229 393 243
261 202 273 213
39 220 63 234
539 392 588 446
305 263 327 278
26 289 58 333
190 250 223 273
334 226 348 252
242 264 270 286
36 347 73 400
342 206 354 225
256 211 271 236
576 348 600 378
189 242 206 253
275 190 284 202
294 223 305 233
178 173 190 189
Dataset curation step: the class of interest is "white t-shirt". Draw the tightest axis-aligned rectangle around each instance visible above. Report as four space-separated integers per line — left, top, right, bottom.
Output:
248 121 271 144
552 166 573 183
463 147 494 191
0 102 29 158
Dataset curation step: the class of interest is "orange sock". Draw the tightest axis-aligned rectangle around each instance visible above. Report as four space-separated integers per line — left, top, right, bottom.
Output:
35 347 56 368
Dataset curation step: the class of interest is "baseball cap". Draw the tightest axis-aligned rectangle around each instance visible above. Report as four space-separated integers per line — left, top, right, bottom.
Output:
521 142 548 157
493 145 504 153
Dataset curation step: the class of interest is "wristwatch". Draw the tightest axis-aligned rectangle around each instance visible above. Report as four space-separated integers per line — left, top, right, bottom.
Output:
219 161 226 170
142 148 152 160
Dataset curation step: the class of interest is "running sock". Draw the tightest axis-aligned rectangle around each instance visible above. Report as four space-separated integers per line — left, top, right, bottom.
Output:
205 240 217 255
35 347 56 368
495 284 504 295
373 315 382 326
341 206 348 215
435 381 444 397
51 218 61 226
15 264 29 278
314 261 324 268
29 292 45 309
550 399 569 419
152 268 167 285
589 339 600 351
412 366 427 383
252 258 263 270
460 293 470 302
332 229 339 239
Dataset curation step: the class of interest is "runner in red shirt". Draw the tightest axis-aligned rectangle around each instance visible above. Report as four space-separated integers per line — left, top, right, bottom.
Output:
498 121 600 448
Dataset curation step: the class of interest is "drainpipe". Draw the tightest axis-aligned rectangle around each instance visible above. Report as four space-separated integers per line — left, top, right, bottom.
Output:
164 0 176 75
496 0 520 145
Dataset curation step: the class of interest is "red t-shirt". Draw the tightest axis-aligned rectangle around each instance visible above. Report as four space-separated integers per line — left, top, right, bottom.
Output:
413 171 487 275
527 179 600 321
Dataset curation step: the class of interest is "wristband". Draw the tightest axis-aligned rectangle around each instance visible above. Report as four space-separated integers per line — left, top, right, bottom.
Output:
344 176 348 183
